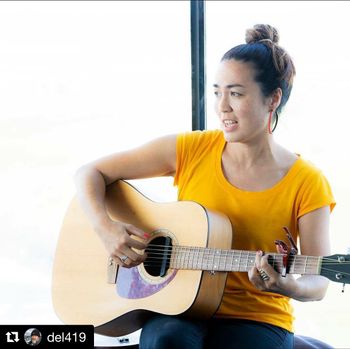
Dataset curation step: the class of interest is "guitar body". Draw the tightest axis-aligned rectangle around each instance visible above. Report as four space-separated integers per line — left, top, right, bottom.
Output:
52 180 233 336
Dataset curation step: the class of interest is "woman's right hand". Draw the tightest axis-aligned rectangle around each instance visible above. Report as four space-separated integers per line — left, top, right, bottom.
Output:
74 135 176 268
96 219 150 268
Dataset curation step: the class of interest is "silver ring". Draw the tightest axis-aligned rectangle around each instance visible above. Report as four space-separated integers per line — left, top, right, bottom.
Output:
258 268 270 281
120 255 128 263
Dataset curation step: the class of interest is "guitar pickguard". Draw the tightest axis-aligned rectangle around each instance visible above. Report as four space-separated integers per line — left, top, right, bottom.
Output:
116 265 177 299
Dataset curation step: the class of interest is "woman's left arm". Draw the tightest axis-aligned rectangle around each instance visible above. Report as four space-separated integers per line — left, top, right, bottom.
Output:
250 205 331 301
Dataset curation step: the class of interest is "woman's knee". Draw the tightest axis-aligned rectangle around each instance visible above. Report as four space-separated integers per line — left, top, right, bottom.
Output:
139 315 206 349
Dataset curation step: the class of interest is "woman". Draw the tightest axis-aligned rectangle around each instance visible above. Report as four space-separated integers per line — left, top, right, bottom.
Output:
75 24 335 349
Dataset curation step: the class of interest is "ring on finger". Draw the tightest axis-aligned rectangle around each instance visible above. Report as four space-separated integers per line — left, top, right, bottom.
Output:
258 268 270 281
120 255 129 263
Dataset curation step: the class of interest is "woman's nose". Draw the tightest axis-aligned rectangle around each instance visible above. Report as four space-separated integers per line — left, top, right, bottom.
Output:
218 96 232 113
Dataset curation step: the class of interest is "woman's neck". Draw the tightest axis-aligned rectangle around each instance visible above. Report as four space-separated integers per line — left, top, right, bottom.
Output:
224 136 278 170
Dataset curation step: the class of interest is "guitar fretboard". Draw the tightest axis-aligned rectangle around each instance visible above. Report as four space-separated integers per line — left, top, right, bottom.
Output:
170 246 322 276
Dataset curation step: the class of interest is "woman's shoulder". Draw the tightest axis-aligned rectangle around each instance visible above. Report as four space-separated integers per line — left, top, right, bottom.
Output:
295 156 325 176
276 146 323 178
179 128 222 140
177 129 224 150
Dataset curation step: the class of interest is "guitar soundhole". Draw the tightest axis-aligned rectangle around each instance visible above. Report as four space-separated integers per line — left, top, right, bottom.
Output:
144 236 172 277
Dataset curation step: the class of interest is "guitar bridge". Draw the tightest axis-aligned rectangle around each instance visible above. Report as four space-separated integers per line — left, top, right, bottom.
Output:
107 257 119 284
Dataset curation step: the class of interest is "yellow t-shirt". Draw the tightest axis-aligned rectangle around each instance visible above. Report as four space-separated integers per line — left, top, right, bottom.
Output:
173 129 335 332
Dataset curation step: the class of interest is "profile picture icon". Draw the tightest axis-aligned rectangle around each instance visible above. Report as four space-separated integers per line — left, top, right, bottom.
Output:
24 328 42 346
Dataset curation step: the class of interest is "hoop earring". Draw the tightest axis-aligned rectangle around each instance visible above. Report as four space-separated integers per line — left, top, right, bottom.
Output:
268 110 279 134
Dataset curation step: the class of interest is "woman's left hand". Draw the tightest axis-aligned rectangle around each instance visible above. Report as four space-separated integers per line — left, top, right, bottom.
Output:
248 250 297 296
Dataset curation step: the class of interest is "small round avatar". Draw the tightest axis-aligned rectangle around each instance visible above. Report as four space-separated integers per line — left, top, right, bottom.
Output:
24 328 42 346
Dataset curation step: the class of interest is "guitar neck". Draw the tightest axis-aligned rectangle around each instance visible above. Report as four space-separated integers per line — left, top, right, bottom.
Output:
170 246 322 276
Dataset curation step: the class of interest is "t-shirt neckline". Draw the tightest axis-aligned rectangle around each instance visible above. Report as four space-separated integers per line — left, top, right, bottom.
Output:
215 133 302 195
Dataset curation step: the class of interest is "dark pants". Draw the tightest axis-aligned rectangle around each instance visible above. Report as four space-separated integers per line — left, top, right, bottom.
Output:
139 315 294 349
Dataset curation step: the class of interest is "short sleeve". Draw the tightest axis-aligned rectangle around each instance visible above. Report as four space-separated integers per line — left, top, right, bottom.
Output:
173 130 219 187
297 169 336 218
173 131 196 187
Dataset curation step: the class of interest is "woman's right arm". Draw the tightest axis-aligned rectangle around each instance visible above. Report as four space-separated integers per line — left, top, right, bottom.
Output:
74 134 177 267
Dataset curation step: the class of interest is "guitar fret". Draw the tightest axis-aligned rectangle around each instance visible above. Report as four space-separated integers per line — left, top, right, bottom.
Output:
194 247 198 270
208 248 212 270
197 247 201 269
194 247 199 270
175 247 179 269
221 251 224 270
209 249 215 271
181 247 186 269
188 247 192 269
223 250 228 271
249 253 255 269
175 247 180 269
237 251 242 271
305 255 310 274
214 249 220 271
229 251 234 271
244 252 249 272
170 247 175 269
213 249 218 271
172 247 177 269
197 247 201 270
170 246 324 278
208 249 212 269
202 248 208 270
208 248 213 270
175 248 179 269
237 252 242 271
186 247 191 269
188 247 193 269
216 249 221 270
192 247 197 269
203 248 209 270
231 251 236 271
211 249 215 271
200 248 204 270
220 249 225 270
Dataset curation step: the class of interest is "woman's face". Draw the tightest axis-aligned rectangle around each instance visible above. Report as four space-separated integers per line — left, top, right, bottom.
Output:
214 59 272 143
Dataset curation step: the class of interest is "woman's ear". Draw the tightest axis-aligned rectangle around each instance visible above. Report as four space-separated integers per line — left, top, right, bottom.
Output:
269 88 282 111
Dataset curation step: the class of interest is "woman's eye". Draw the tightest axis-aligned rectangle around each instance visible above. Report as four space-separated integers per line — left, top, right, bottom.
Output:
230 91 241 97
214 91 221 97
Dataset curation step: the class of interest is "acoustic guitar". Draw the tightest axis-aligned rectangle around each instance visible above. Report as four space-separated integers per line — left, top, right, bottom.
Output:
52 180 350 337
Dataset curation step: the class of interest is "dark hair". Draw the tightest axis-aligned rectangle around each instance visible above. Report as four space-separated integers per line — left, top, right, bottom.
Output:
221 24 296 114
31 329 40 337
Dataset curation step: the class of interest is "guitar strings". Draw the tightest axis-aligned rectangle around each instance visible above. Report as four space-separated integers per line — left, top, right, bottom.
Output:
146 247 350 264
139 258 350 277
134 247 347 275
139 263 350 279
142 255 349 268
140 257 349 273
142 252 324 269
142 256 350 271
141 245 347 266
144 250 347 265
143 255 347 267
145 243 348 262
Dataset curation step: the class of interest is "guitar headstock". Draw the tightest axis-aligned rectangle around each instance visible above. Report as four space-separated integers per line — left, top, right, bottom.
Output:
320 254 350 284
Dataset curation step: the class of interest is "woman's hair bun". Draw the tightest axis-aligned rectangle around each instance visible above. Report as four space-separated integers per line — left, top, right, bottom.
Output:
245 24 279 45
